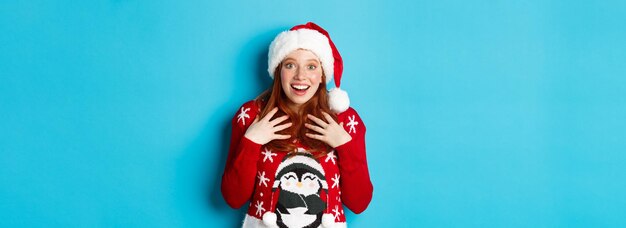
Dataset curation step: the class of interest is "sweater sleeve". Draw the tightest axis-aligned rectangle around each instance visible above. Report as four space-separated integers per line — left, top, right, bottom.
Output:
221 101 262 209
334 108 373 214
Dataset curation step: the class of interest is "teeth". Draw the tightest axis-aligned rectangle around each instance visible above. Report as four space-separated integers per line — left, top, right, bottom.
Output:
292 85 310 90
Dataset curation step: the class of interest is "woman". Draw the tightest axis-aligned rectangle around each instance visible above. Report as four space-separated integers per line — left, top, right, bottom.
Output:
221 22 373 228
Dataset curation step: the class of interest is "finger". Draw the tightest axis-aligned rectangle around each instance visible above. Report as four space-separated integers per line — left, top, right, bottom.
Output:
274 134 291 140
263 107 279 121
273 122 292 132
307 114 329 128
305 133 324 141
322 112 336 125
305 123 325 134
269 115 289 126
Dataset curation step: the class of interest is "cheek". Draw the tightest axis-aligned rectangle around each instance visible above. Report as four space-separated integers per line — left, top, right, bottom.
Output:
304 179 318 188
308 73 322 90
309 82 321 93
280 69 290 81
310 71 322 84
280 72 291 87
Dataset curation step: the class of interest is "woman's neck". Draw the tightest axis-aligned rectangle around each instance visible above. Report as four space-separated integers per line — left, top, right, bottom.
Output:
286 102 302 113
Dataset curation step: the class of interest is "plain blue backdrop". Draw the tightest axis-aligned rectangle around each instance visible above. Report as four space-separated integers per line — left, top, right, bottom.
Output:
2 0 626 227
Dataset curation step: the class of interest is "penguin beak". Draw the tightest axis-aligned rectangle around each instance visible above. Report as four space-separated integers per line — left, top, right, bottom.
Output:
296 182 303 188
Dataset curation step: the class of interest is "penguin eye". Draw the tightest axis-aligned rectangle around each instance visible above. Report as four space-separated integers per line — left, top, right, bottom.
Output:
284 173 297 180
303 174 316 181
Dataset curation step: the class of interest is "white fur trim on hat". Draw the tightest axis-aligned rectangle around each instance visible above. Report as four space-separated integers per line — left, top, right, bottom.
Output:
268 29 334 83
262 212 278 227
328 87 350 113
322 213 335 227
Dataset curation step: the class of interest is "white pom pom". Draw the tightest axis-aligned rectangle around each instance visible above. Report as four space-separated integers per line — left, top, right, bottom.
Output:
322 213 335 227
262 212 277 227
328 87 349 113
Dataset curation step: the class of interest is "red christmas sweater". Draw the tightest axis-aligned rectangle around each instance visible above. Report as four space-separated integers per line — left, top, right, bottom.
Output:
221 101 373 228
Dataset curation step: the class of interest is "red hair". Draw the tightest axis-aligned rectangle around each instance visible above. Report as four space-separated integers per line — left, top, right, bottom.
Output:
255 65 337 157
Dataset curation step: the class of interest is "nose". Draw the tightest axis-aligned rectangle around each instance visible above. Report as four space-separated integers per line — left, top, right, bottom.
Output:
296 182 302 188
294 66 306 80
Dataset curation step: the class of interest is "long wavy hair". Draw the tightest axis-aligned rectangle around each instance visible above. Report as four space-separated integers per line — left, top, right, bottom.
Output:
255 65 337 157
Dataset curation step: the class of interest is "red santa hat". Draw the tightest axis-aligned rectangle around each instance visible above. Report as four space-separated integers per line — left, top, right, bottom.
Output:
267 22 350 113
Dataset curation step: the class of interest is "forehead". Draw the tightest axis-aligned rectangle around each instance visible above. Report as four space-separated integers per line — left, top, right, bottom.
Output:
284 49 320 61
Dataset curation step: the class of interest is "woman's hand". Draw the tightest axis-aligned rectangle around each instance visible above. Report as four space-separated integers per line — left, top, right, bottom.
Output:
244 107 292 145
305 112 352 148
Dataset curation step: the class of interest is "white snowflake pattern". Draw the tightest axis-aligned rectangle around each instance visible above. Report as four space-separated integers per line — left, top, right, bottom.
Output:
261 148 277 163
331 174 340 189
346 115 358 134
254 201 266 216
332 205 342 220
237 107 251 125
325 151 336 164
258 171 269 187
337 191 341 202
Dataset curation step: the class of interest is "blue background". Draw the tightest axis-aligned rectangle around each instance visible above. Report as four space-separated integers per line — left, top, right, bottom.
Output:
2 0 625 227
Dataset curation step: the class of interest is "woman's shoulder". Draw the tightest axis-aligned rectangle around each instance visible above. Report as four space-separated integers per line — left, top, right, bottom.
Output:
238 100 261 111
336 106 361 119
232 100 261 128
336 106 366 134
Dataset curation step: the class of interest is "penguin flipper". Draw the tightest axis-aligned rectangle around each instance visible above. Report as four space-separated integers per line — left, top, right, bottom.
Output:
304 194 327 214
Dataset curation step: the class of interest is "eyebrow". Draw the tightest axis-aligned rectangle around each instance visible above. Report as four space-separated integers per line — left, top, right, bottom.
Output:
283 58 320 63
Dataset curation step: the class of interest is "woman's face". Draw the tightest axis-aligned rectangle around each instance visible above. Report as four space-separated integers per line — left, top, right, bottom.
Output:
280 49 323 110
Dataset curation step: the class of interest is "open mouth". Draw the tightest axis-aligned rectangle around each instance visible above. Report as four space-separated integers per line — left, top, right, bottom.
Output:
290 84 310 95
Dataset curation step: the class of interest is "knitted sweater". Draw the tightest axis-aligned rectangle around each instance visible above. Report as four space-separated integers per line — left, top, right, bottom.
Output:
221 101 373 228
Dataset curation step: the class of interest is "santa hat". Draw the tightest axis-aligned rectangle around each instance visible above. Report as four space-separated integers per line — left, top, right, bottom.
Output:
267 22 350 113
262 152 336 228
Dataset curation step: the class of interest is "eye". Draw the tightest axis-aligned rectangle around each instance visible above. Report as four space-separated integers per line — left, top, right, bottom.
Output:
285 174 296 180
303 174 316 181
307 65 317 70
284 63 295 69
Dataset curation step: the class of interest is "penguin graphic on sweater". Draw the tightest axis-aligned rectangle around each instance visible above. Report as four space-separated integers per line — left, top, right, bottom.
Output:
270 152 330 228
